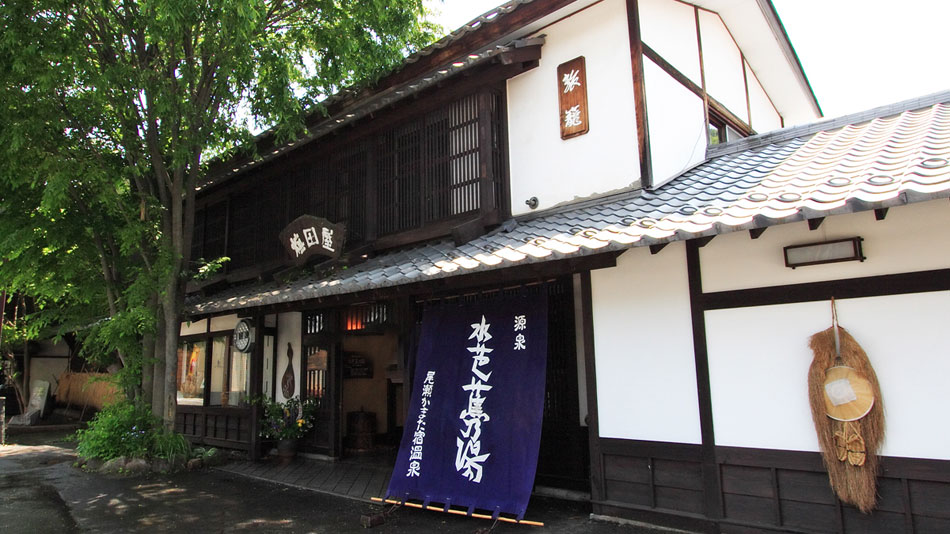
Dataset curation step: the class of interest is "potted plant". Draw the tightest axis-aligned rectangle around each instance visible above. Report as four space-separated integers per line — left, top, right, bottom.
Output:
257 395 319 460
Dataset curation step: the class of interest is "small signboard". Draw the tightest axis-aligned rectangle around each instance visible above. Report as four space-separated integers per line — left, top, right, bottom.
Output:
278 215 346 265
233 318 254 353
344 354 373 379
557 56 590 139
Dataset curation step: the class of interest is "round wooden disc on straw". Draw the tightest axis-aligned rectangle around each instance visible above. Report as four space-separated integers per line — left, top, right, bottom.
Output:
823 366 874 422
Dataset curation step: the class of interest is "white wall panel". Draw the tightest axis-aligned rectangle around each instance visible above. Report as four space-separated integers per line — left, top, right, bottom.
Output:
180 319 208 336
706 292 950 460
698 10 747 123
701 200 950 293
276 312 301 402
746 62 781 133
591 243 701 443
508 0 639 215
210 313 239 333
643 58 707 187
639 0 701 85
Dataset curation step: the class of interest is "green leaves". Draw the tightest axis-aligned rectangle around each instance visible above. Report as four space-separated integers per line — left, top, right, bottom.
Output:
0 0 437 414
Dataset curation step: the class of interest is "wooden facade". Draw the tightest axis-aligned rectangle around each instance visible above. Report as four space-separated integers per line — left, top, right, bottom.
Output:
191 75 513 286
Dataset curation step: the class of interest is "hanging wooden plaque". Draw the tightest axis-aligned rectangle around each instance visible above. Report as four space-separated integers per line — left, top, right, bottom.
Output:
557 56 589 139
278 215 346 265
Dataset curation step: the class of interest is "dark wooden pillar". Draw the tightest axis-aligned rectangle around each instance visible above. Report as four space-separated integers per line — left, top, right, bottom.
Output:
578 272 606 503
625 0 653 190
477 90 496 216
685 239 723 520
249 314 265 460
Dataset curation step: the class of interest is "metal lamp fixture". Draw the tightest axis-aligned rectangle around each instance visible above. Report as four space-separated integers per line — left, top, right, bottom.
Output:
784 237 865 269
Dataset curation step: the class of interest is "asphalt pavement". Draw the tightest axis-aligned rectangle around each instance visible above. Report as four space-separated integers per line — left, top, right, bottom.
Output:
0 429 676 533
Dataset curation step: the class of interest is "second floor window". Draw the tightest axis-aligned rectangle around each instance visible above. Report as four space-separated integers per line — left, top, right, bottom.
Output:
191 88 507 274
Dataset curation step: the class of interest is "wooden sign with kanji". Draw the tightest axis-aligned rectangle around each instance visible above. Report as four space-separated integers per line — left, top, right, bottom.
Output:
557 56 589 139
278 214 346 265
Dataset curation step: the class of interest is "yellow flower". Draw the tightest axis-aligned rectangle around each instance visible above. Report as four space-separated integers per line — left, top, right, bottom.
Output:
297 419 304 427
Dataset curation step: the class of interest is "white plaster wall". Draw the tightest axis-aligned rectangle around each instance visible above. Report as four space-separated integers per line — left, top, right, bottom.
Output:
262 333 275 398
31 358 68 391
701 200 950 293
706 291 950 460
639 0 701 85
698 10 748 124
507 0 639 215
180 319 208 336
643 58 707 187
210 314 239 333
275 312 301 402
746 63 781 132
591 243 701 443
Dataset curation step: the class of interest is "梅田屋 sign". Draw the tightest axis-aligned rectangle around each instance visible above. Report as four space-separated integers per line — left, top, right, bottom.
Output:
278 215 345 265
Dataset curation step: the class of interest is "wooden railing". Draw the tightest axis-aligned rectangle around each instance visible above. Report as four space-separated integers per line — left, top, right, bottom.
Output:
175 405 253 452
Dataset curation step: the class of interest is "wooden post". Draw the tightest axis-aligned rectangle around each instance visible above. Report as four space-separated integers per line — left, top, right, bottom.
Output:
477 91 496 217
249 314 265 460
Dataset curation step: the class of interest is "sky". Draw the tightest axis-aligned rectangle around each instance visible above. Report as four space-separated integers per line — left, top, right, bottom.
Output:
425 0 950 120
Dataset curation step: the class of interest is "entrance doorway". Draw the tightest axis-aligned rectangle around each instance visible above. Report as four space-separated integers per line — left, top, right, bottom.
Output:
300 311 342 456
410 278 590 491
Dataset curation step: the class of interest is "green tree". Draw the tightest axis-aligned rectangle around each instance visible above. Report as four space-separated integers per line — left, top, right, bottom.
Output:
0 0 436 425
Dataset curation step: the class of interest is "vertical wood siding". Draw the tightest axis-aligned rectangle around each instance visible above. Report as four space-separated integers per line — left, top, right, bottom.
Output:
192 89 504 275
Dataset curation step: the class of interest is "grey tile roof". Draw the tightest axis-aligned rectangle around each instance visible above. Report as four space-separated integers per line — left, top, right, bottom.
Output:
189 91 950 315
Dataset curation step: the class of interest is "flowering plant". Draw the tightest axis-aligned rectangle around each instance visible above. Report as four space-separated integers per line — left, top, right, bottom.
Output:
257 395 319 440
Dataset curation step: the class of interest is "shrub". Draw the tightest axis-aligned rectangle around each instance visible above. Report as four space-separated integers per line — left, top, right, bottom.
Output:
75 400 156 461
149 428 191 461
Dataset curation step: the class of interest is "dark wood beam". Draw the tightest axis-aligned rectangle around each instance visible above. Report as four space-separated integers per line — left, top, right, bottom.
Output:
749 227 767 239
378 1 576 90
807 217 824 231
704 268 950 311
642 43 753 138
694 235 715 248
626 0 653 190
874 208 888 221
649 243 669 255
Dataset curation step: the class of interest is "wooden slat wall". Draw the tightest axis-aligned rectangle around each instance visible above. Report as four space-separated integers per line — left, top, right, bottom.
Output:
592 438 950 533
192 89 504 275
175 405 252 452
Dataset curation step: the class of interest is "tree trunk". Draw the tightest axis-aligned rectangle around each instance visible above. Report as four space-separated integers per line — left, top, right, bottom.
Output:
141 330 154 406
161 282 181 429
152 361 166 418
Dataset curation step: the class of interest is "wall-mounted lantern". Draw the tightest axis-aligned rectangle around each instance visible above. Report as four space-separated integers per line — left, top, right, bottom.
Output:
784 237 865 269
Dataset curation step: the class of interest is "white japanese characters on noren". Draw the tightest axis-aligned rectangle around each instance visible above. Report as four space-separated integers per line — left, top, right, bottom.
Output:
514 314 527 351
407 370 436 477
456 315 492 483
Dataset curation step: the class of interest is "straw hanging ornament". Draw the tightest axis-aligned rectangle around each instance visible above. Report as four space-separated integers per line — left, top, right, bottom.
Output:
807 298 885 513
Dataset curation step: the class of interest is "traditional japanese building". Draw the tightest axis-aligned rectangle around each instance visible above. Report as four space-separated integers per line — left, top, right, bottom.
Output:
178 1 950 532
